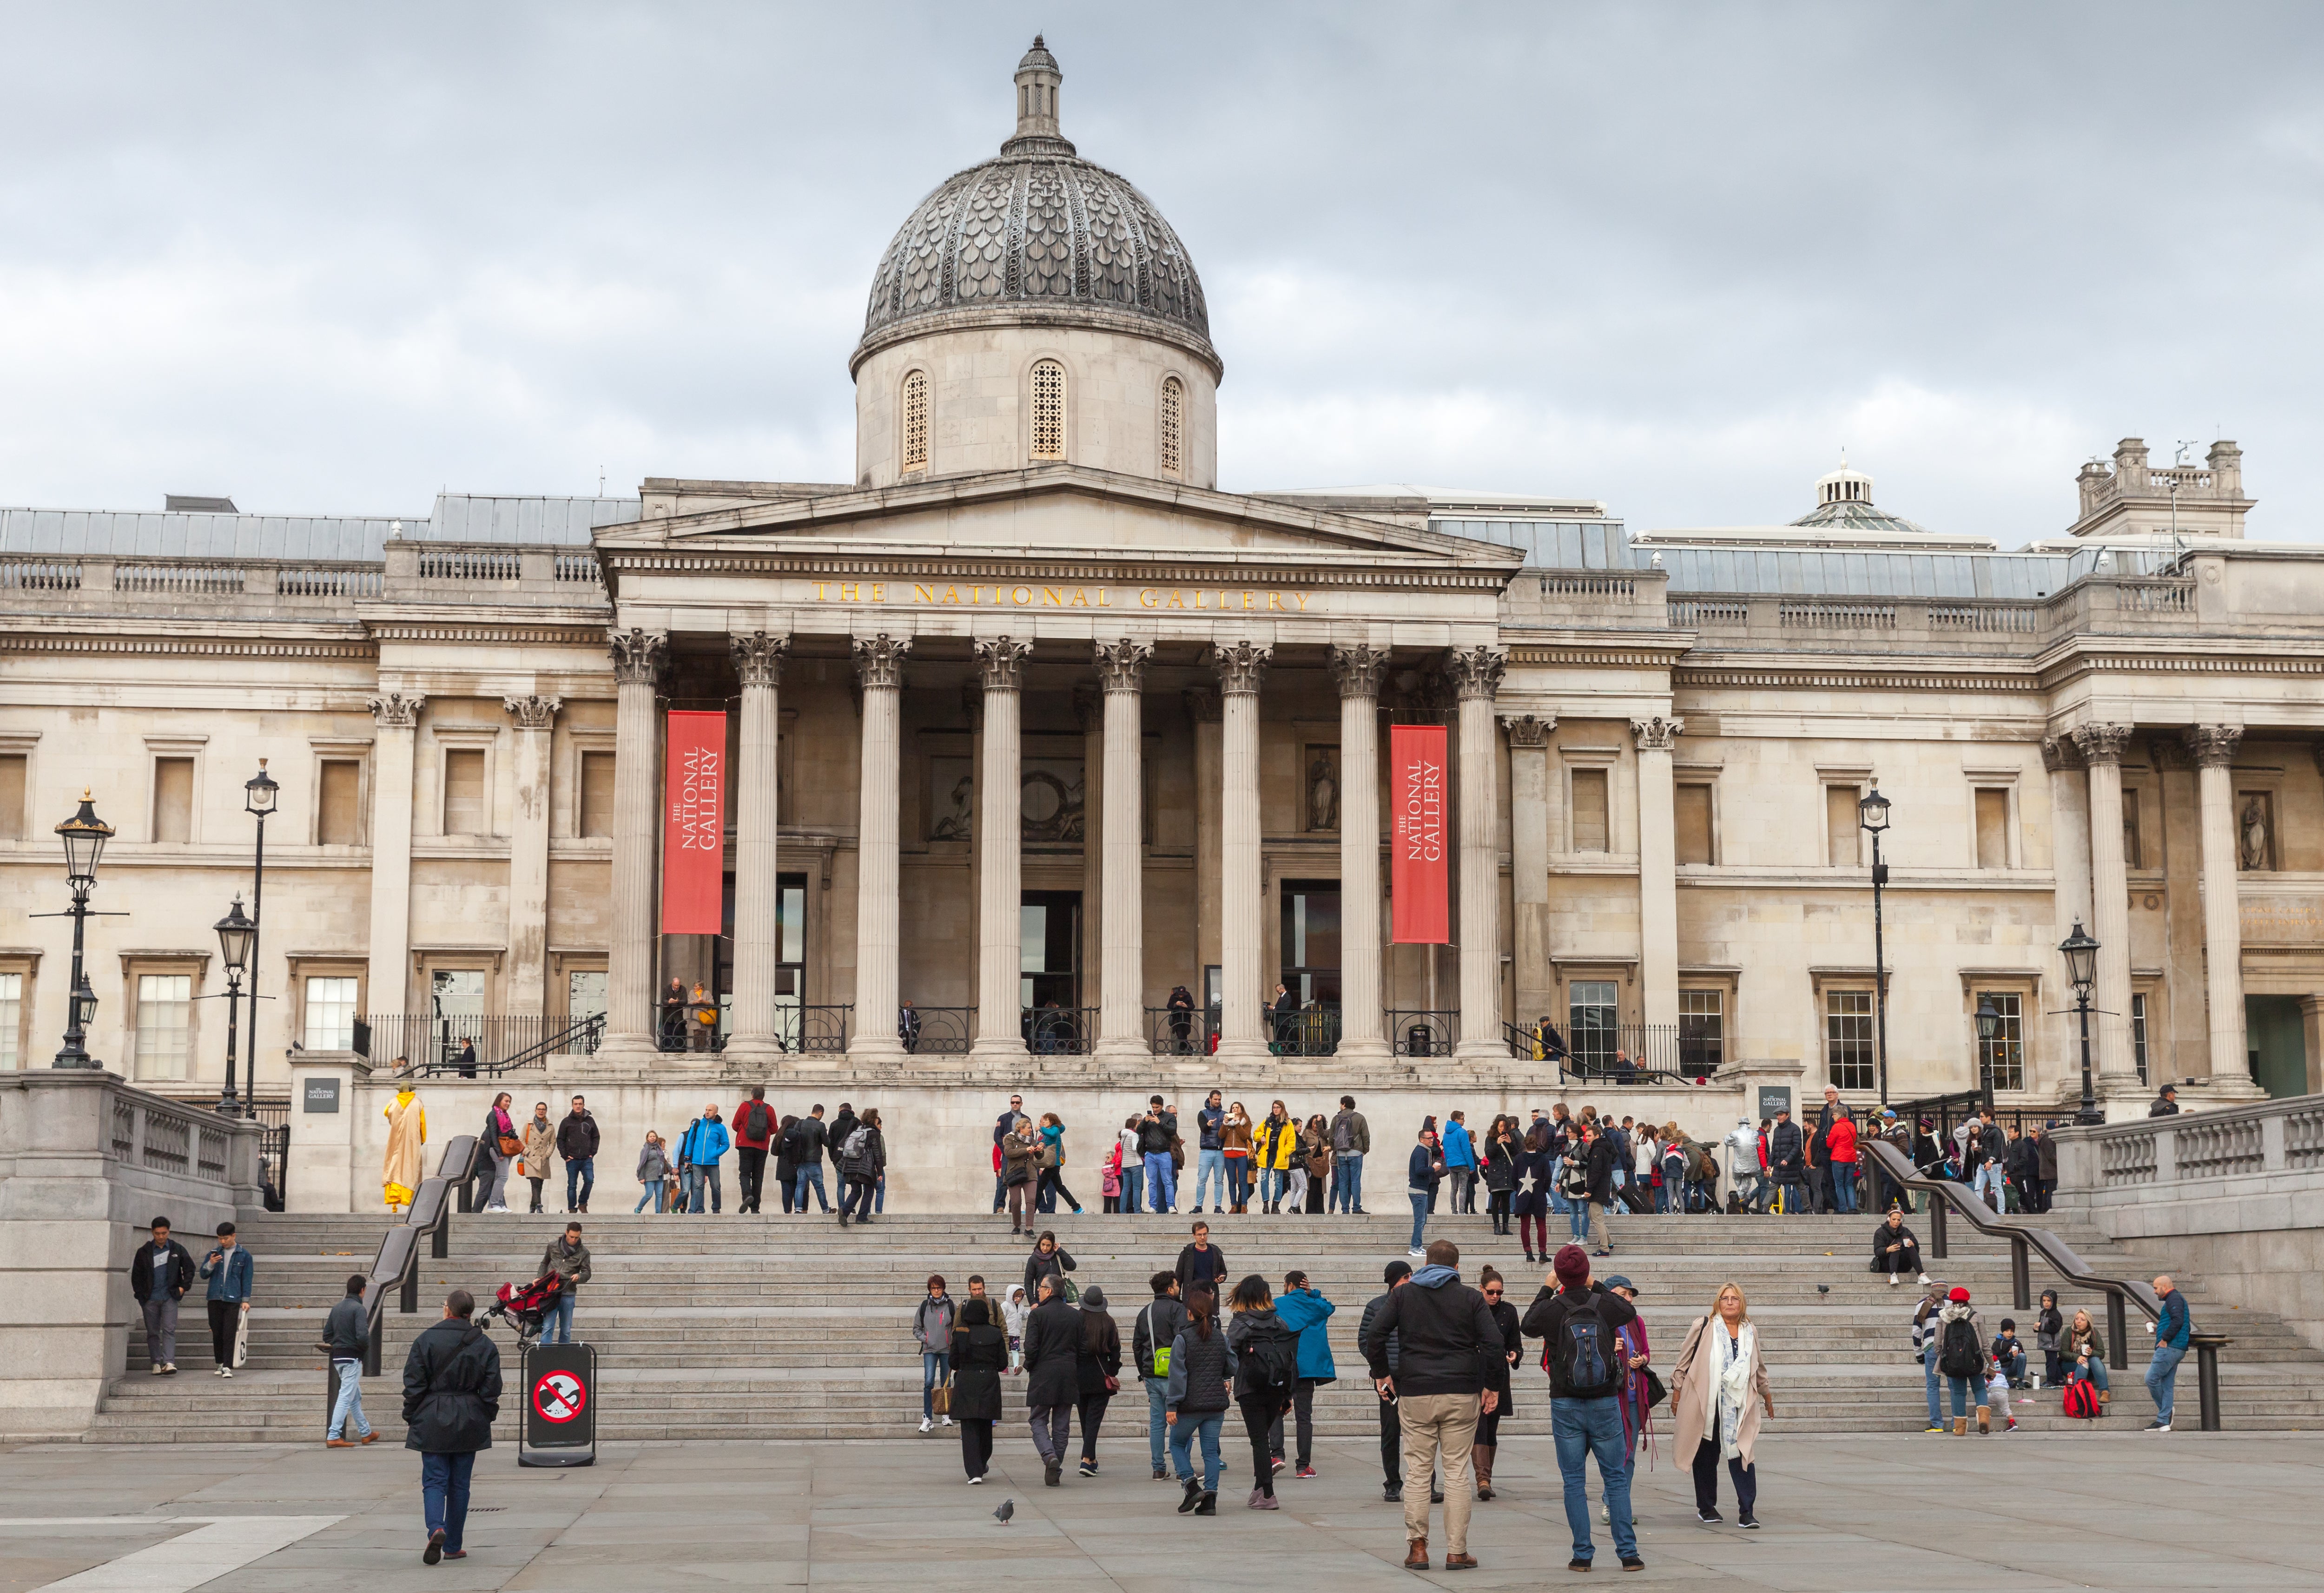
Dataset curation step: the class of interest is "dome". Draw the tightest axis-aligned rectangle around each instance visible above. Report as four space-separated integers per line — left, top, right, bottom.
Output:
1790 458 1929 536
852 37 1217 378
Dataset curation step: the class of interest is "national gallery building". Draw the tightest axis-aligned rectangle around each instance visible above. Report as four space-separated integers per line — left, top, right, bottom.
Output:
3 40 2318 1209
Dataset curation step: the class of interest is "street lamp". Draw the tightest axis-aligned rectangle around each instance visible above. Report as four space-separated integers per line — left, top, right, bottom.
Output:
2060 921 2103 1126
1859 787 1893 1105
214 896 255 1115
235 761 278 1120
1974 992 2000 1115
52 791 114 1068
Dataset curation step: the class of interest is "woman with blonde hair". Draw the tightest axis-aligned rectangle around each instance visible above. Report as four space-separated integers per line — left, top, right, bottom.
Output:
1670 1282 1774 1527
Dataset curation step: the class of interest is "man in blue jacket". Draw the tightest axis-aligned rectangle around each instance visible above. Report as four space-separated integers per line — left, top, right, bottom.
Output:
1271 1270 1336 1478
678 1103 731 1215
2145 1273 2192 1432
1442 1112 1477 1214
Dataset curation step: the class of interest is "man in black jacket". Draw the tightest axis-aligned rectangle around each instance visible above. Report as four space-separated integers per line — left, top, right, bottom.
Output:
1521 1245 1642 1572
130 1216 196 1375
794 1104 833 1214
402 1289 501 1565
1175 1222 1228 1305
1769 1109 1806 1212
1361 1240 1500 1573
1133 1271 1189 1480
1583 1125 1618 1256
1358 1260 1415 1502
556 1095 599 1213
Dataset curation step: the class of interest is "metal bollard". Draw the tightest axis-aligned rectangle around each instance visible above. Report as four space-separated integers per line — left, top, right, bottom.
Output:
2194 1336 2226 1431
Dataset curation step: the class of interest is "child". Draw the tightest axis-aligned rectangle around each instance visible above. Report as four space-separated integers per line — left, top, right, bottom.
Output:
1991 1319 2028 1388
1985 1368 2018 1432
1101 1140 1123 1214
2035 1291 2064 1389
1003 1284 1030 1373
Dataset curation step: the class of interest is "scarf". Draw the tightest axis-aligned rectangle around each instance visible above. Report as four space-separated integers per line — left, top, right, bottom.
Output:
1714 1321 1756 1461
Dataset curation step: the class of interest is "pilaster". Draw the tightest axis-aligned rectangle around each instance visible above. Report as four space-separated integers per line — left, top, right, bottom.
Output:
502 694 560 1018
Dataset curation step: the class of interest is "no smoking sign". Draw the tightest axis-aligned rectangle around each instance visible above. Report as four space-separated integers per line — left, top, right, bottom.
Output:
532 1369 588 1423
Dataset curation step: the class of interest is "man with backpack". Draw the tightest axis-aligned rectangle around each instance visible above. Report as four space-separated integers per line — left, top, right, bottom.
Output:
1361 1239 1502 1573
1520 1244 1644 1573
732 1086 777 1214
1134 1272 1190 1480
1910 1278 1950 1431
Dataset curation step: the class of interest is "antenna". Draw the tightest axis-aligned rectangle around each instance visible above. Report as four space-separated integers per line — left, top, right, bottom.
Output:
598 465 606 496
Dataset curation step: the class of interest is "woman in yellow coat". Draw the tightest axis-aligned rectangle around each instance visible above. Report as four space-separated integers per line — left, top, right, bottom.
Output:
1255 1099 1297 1214
382 1088 426 1211
1670 1282 1775 1528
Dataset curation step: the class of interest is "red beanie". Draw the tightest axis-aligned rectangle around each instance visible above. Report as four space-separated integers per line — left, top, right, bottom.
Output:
1553 1244 1591 1289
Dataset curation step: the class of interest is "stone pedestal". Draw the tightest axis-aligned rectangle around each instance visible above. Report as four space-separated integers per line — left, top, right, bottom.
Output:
285 1052 371 1213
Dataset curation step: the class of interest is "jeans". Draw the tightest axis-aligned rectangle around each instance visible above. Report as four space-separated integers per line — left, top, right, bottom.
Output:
1552 1395 1636 1563
1923 1352 1943 1425
875 1173 885 1213
1944 1375 1973 1417
542 1292 575 1345
1740 1172 1770 1211
1258 1166 1285 1206
684 1164 722 1214
1691 1437 1756 1518
1168 1409 1224 1491
795 1164 830 1212
565 1156 595 1211
1143 1152 1176 1212
141 1296 179 1367
1332 1152 1364 1211
2147 1341 2186 1424
1400 1392 1479 1553
1831 1164 1856 1213
1568 1199 1590 1241
1194 1147 1226 1208
2076 1358 2111 1392
633 1181 665 1214
1972 1163 2006 1211
1029 1404 1072 1467
1408 1192 1429 1251
1120 1164 1142 1216
419 1450 476 1553
329 1360 372 1439
1997 1345 2027 1383
1146 1378 1169 1470
923 1351 950 1420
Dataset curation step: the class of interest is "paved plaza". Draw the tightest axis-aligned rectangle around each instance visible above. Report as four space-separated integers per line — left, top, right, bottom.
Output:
4 1431 2320 1591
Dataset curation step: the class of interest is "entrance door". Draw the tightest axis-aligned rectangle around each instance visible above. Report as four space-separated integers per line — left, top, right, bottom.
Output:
1021 891 1082 1050
1278 881 1341 1055
2246 994 2307 1099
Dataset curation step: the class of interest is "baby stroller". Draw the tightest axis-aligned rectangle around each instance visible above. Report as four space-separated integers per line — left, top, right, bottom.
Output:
485 1271 564 1346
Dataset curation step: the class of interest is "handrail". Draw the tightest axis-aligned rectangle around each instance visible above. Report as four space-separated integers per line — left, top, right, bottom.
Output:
485 1011 605 1074
356 1132 479 1377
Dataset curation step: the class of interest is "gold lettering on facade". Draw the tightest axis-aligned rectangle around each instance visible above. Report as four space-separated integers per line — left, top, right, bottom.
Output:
803 582 1316 613
840 582 858 601
1013 586 1033 606
1043 586 1063 606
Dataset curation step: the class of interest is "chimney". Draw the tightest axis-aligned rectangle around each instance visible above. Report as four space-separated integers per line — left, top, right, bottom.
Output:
2206 440 2243 498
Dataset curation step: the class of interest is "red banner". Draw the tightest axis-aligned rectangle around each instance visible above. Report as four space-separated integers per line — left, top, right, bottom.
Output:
1390 724 1448 944
661 711 726 935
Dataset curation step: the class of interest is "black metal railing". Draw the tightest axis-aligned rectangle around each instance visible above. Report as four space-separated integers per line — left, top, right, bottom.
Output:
1389 1010 1458 1057
899 1006 974 1055
1024 1006 1097 1056
1145 1005 1216 1057
784 1004 853 1053
358 1013 603 1076
1269 1005 1340 1057
1891 1089 2040 1158
252 1102 290 1211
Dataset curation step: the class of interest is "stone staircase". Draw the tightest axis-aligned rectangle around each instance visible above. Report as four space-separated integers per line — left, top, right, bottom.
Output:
90 1205 2324 1443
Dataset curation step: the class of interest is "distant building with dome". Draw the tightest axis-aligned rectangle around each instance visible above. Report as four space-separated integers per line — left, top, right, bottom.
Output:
1 38 2317 1220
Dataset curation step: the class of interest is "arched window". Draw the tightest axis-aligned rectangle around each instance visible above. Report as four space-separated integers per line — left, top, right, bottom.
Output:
1159 376 1183 479
900 369 929 473
1030 359 1065 461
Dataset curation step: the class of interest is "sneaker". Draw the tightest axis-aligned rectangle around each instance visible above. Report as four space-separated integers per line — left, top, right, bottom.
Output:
1918 1273 1933 1285
150 1365 165 1375
1888 1274 1901 1286
918 1417 932 1434
1409 1248 1426 1258
1296 1465 1317 1480
2005 1418 2019 1433
1923 1423 1945 1434
968 1474 984 1485
1567 1558 1591 1572
1153 1465 1169 1481
162 1364 178 1376
1271 1455 1286 1471
423 1529 445 1566
443 1551 467 1560
1079 1461 1097 1477
1738 1514 1760 1529
1599 1505 1608 1523
1696 1507 1721 1523
2146 1419 2172 1432
941 1416 954 1427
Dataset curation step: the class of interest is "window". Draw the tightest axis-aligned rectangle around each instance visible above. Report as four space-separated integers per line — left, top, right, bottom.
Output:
1675 783 1714 865
442 749 486 836
2130 992 2150 1085
1030 359 1065 460
1159 376 1183 478
0 753 24 840
578 751 616 838
304 976 359 1050
0 972 19 1069
1825 785 1860 867
1569 980 1618 1071
2121 786 2142 869
1977 990 2025 1092
1571 768 1609 852
318 759 362 845
1826 989 1875 1091
134 974 192 1080
900 369 929 472
153 757 194 843
1974 787 2010 869
1678 989 1723 1074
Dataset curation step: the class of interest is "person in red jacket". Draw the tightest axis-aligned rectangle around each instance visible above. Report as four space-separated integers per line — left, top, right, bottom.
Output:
733 1086 779 1214
1826 1109 1860 1215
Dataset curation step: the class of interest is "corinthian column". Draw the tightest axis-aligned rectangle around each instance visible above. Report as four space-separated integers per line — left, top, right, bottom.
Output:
1332 645 1391 1062
1094 640 1152 1059
726 633 788 1063
971 638 1031 1060
601 629 667 1066
1503 713 1555 1042
848 635 910 1062
2187 724 2247 1080
1450 647 1507 1059
1631 715 1684 1052
363 692 424 1020
2072 722 2136 1077
1211 641 1271 1063
502 694 560 1018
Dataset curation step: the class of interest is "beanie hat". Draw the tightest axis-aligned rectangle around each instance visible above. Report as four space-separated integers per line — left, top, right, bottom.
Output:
1948 1286 1971 1303
1552 1244 1591 1289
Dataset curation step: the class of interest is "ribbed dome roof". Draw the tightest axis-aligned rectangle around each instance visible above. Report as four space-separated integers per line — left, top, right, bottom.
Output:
854 39 1215 375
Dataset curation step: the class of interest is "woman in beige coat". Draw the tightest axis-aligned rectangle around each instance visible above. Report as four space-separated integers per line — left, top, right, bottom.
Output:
1670 1282 1775 1527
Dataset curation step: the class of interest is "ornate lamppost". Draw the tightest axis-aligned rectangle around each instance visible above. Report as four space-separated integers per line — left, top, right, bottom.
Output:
213 896 255 1115
1974 992 2000 1115
1859 786 1893 1105
2059 921 2104 1126
52 791 114 1068
235 761 279 1119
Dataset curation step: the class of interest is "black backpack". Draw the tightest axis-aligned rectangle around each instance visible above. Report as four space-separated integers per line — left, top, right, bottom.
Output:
1937 1314 1984 1379
1239 1319 1300 1402
1553 1295 1621 1398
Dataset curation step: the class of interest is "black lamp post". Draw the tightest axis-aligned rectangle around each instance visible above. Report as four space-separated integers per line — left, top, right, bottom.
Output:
2060 921 2103 1126
52 791 114 1068
1859 786 1893 1105
1974 992 2000 1115
214 896 255 1115
237 761 278 1119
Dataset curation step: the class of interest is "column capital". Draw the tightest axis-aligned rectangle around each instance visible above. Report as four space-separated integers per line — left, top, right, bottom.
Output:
1209 640 1271 697
2039 733 2084 773
1093 637 1153 693
366 691 426 728
2071 722 2133 766
1446 645 1506 702
1182 685 1222 724
608 627 667 685
852 632 912 690
1500 712 1554 748
1629 715 1684 752
2148 734 2190 772
1328 642 1391 700
2184 724 2243 769
502 694 561 731
974 636 1031 691
729 631 790 688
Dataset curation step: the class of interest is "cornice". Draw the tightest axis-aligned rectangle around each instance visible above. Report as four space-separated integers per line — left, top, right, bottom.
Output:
1675 665 2041 692
367 623 610 646
0 633 376 661
598 547 1510 593
1509 641 1692 668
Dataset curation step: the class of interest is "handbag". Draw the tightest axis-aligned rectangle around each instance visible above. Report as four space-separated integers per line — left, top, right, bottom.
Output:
931 1378 952 1416
497 1134 523 1157
1059 1278 1081 1306
1642 1367 1668 1409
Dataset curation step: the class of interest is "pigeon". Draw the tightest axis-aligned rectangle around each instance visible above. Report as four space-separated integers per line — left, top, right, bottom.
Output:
993 1498 1015 1526
1816 1284 1831 1295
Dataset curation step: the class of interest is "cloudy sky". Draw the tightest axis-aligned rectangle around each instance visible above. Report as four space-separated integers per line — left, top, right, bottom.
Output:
2 3 2318 547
